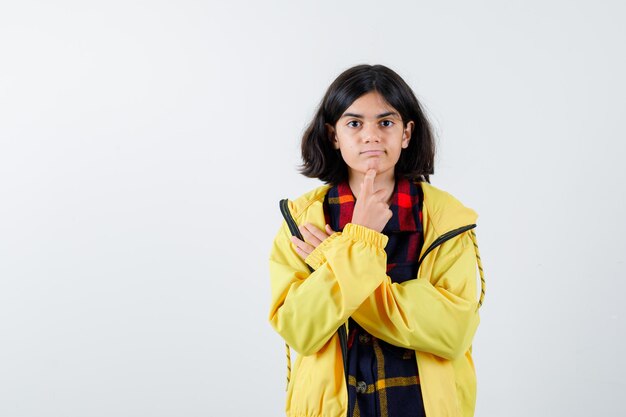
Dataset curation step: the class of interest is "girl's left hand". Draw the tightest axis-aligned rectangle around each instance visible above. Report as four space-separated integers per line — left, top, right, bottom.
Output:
290 223 336 260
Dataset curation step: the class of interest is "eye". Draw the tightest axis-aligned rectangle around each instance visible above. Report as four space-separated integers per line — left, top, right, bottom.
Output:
380 120 394 127
347 120 361 128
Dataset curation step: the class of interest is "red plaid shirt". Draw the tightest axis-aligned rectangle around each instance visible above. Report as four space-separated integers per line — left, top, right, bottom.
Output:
323 177 426 417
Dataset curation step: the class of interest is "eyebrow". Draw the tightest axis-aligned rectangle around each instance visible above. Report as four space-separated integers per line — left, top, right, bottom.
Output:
340 111 400 119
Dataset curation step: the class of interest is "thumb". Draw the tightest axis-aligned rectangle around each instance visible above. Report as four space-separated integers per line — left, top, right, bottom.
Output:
325 224 335 235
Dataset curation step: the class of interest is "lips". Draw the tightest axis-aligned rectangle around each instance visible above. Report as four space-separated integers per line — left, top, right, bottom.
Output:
361 150 385 155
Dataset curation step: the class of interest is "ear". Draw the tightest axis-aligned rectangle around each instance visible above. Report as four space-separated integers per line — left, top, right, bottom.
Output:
402 121 414 148
325 123 339 149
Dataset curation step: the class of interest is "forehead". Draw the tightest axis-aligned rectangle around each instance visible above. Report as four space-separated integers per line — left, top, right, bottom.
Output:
341 91 400 118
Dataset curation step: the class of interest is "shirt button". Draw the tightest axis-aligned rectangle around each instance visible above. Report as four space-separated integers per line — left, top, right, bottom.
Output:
356 381 367 394
358 333 371 344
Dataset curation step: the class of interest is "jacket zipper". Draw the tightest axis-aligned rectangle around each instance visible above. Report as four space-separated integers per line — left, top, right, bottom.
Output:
280 199 305 240
416 224 476 270
279 199 351 394
279 199 476 416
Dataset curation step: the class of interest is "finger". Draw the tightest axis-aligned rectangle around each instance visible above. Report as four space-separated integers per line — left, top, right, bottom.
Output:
294 245 310 260
361 169 377 197
290 235 315 254
299 224 323 247
297 236 313 257
303 223 329 244
325 224 335 235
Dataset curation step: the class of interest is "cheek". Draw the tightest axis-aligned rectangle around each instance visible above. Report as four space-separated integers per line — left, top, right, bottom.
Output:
335 129 352 143
336 135 357 151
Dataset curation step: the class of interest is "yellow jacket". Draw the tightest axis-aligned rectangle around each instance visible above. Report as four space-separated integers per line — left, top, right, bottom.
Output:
268 181 485 417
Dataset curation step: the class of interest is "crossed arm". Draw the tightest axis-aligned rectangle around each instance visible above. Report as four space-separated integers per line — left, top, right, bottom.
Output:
268 219 480 359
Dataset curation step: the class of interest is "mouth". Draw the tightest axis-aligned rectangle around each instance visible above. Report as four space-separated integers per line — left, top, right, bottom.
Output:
361 150 385 156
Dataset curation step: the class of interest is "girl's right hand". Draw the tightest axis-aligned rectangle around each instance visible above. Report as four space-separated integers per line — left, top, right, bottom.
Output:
351 169 393 233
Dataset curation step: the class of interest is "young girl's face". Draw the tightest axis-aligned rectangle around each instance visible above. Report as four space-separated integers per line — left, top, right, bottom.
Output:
327 91 414 181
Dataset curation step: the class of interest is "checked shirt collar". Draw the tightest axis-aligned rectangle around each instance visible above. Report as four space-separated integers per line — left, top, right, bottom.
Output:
324 176 421 235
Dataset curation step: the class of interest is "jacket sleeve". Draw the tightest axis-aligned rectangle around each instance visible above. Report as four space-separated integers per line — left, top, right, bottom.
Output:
351 230 481 360
268 220 389 356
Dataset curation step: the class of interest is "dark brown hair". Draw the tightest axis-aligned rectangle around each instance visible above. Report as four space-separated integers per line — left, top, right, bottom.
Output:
298 64 436 185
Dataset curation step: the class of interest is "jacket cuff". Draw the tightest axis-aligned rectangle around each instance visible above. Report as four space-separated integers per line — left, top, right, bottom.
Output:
342 223 389 248
304 232 339 270
304 224 388 270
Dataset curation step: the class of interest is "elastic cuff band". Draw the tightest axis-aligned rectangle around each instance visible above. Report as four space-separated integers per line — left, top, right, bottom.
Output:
342 223 389 248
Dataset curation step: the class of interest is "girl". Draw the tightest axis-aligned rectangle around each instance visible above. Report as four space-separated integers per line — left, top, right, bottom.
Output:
268 64 485 417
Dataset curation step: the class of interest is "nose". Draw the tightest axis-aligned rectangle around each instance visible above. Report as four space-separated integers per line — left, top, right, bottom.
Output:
362 123 381 142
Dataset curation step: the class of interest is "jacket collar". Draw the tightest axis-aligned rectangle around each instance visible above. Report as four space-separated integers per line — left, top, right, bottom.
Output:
287 180 477 250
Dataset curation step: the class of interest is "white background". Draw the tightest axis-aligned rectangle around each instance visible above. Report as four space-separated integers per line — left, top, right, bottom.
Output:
1 1 625 416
